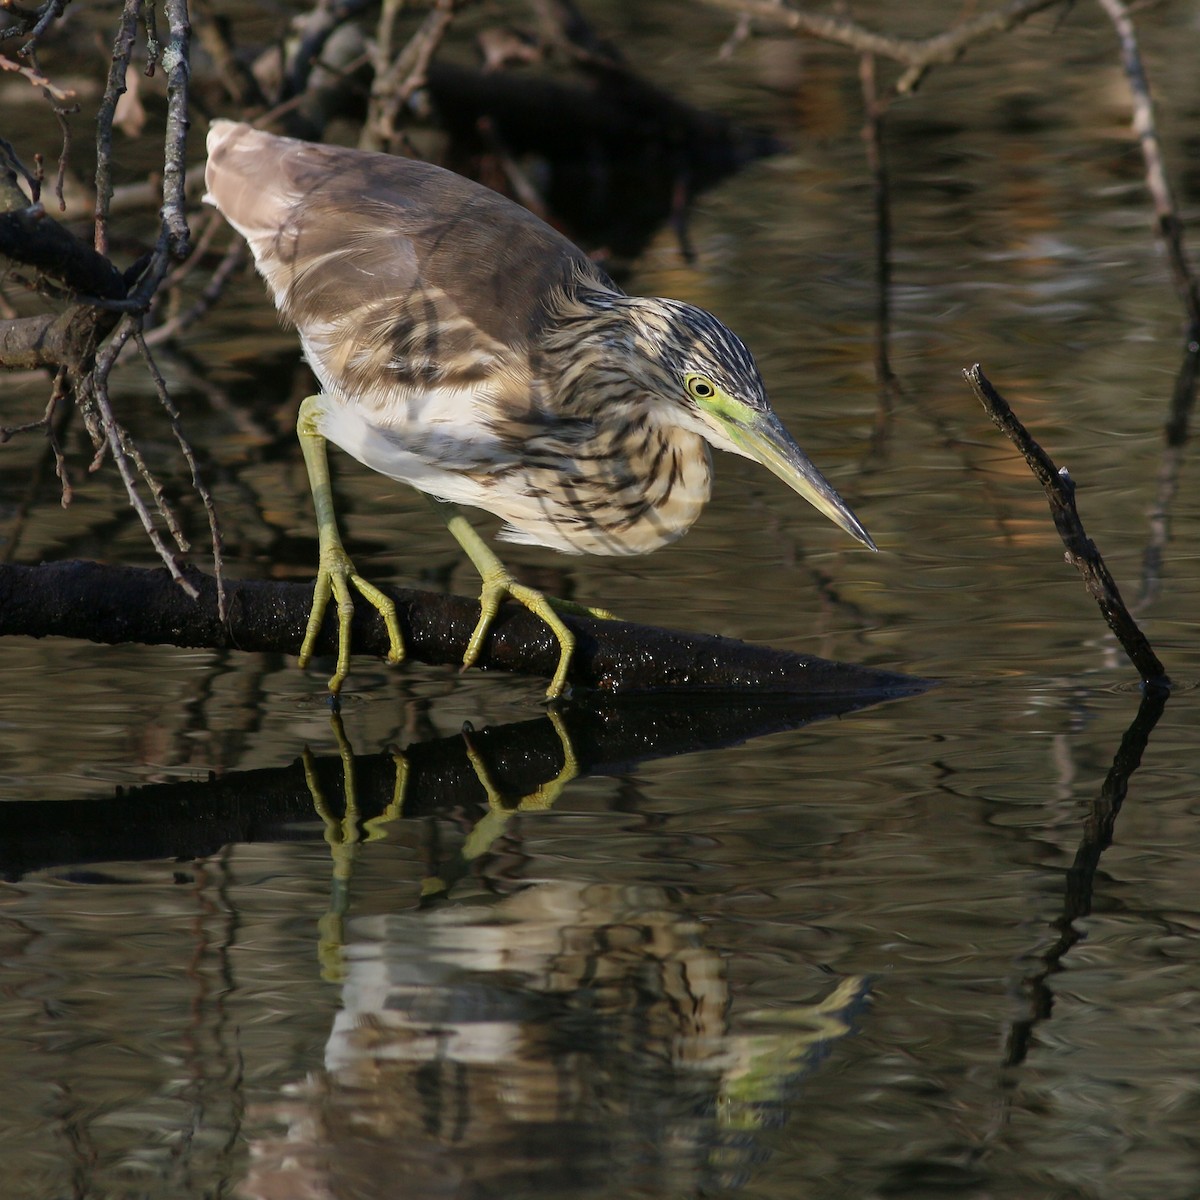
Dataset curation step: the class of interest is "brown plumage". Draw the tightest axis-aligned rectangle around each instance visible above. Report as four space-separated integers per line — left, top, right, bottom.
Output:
203 120 874 696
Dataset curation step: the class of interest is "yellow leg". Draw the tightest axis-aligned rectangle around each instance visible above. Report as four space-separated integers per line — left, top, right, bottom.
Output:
297 396 404 694
431 498 593 699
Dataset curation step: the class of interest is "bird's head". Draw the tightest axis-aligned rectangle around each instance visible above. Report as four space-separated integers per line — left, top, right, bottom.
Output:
626 298 877 552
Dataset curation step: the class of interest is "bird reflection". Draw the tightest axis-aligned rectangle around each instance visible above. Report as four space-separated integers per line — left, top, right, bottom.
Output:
248 719 870 1199
241 878 869 1199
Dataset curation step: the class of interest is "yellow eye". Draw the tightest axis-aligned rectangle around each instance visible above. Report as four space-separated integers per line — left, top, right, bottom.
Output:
685 374 717 401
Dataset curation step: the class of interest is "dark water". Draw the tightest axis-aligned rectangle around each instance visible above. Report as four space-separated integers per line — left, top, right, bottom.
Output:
4 3 1200 1198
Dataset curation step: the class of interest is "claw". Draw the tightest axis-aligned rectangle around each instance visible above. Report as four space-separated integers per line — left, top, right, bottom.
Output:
464 570 577 699
299 541 404 694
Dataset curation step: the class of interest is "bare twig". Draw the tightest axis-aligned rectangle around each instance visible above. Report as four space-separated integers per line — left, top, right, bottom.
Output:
699 0 1068 95
144 235 246 346
158 206 224 291
0 374 73 562
283 0 375 101
0 164 131 368
1097 0 1200 331
363 0 459 152
85 319 197 597
718 11 752 60
964 364 1169 688
1095 0 1200 606
49 99 73 211
0 307 117 370
136 330 227 617
1139 435 1185 608
189 0 268 109
0 202 130 300
94 0 143 256
76 0 201 592
0 1 218 613
525 0 624 65
158 0 192 263
141 0 162 71
0 50 76 101
1098 0 1200 449
16 0 67 56
0 136 40 202
858 53 903 457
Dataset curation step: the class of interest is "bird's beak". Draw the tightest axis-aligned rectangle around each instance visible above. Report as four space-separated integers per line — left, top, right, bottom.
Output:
724 410 877 551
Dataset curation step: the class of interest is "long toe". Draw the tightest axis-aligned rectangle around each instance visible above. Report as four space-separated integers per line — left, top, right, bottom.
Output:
464 575 577 698
299 550 405 695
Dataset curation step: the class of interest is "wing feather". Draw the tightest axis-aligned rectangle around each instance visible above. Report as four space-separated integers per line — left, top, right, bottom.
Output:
203 121 616 411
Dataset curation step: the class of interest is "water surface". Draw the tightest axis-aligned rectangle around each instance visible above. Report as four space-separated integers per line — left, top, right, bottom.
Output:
3 3 1200 1198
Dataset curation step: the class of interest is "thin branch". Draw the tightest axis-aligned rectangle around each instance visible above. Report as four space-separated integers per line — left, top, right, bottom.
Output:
718 11 752 60
0 306 117 370
0 201 130 300
87 318 198 596
1097 0 1200 332
0 373 73 563
94 0 143 256
119 414 190 552
0 50 76 101
525 0 625 65
136 330 227 618
1094 0 1200 608
1139 433 1186 608
282 0 375 101
78 0 199 590
701 0 1068 94
158 0 192 262
1098 0 1200 458
141 0 162 70
189 0 268 109
143 235 246 346
858 52 903 458
16 0 67 56
0 136 40 202
362 0 459 152
964 364 1168 688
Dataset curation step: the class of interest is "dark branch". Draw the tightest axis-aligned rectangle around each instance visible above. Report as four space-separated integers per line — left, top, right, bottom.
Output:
1098 0 1200 335
0 202 128 300
965 364 1169 688
0 308 111 373
0 559 925 698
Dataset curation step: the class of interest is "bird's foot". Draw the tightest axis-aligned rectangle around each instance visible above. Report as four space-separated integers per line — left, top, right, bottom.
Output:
464 566 576 699
299 541 405 695
546 596 617 621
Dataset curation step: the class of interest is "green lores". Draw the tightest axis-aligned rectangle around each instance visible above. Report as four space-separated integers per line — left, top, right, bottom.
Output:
688 372 877 553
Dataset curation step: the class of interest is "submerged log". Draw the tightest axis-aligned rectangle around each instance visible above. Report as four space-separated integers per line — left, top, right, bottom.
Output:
0 559 919 698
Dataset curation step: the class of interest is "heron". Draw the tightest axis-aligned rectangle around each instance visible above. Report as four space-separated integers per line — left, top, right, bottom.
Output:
204 120 875 698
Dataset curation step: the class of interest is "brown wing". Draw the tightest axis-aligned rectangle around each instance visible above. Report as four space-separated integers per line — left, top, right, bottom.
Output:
203 121 617 407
